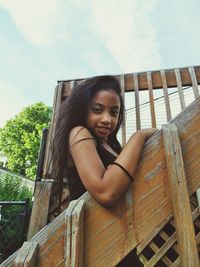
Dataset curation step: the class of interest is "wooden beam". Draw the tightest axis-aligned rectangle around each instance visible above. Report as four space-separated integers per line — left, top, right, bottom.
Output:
162 123 199 266
196 188 200 210
13 242 38 267
175 68 186 110
61 66 200 96
160 70 172 121
120 74 126 146
133 73 141 130
43 82 63 177
28 181 52 240
65 199 84 267
189 66 200 99
147 71 157 128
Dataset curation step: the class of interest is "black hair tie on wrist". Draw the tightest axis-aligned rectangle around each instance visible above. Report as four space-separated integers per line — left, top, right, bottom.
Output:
111 162 133 182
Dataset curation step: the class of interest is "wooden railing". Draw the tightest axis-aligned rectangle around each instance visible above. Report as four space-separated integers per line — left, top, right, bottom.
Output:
41 65 200 173
11 66 200 266
3 97 200 266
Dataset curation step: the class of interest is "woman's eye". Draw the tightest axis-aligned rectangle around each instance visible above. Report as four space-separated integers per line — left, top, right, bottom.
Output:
111 110 119 116
92 107 102 113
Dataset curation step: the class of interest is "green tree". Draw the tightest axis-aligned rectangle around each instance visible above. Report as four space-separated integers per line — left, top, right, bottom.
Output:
0 173 33 201
0 102 52 179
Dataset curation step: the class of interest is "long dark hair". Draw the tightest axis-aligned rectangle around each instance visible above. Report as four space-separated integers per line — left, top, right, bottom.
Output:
51 75 124 183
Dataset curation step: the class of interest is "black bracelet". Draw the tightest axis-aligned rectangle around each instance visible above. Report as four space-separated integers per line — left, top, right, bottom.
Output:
111 162 133 182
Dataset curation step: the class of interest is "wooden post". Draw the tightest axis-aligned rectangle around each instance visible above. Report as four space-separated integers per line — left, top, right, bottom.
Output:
28 181 52 240
133 73 141 130
162 123 199 266
13 241 38 267
65 199 84 267
35 128 48 180
160 70 172 122
120 74 126 146
147 71 157 128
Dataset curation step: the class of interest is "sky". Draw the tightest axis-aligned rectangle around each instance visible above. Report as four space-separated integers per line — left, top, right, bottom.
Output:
0 0 200 128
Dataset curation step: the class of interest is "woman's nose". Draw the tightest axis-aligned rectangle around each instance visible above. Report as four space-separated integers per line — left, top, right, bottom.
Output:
101 113 111 123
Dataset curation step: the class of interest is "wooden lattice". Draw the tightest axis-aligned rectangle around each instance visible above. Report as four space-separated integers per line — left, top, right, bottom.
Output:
137 192 200 266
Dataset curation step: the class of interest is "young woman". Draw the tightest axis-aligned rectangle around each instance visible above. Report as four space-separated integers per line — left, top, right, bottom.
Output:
52 75 157 266
52 75 157 207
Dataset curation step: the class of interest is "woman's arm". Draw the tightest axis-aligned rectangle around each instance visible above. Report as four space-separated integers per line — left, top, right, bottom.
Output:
69 126 158 208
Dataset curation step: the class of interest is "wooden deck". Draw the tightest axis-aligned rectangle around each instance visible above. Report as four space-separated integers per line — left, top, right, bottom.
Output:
3 91 200 266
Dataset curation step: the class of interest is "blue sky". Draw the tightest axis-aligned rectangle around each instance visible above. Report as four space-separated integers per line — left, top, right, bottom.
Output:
0 0 200 128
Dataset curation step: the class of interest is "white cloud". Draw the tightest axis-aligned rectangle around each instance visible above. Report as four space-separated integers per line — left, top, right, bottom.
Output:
0 0 161 72
0 80 27 127
0 0 69 46
89 0 161 72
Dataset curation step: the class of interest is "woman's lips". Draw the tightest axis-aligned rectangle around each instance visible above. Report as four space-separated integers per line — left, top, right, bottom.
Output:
96 126 111 135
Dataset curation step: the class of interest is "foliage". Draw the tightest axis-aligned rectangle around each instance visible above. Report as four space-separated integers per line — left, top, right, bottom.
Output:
0 173 32 263
0 102 52 179
0 173 33 201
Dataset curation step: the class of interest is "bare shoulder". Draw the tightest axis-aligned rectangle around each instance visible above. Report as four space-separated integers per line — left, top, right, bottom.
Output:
69 126 94 146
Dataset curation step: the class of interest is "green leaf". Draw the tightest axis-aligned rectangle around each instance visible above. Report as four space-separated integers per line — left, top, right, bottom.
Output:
0 102 52 179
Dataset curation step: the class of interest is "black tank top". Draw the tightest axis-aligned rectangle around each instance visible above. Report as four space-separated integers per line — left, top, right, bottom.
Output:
66 142 117 200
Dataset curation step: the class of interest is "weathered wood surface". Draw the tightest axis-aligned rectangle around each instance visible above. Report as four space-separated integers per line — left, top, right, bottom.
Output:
175 68 186 110
120 74 126 146
42 65 200 222
163 124 199 266
189 66 200 99
160 70 172 121
13 242 38 267
133 73 141 130
27 181 52 240
60 66 200 95
65 199 84 267
43 82 64 177
3 97 200 266
147 71 157 128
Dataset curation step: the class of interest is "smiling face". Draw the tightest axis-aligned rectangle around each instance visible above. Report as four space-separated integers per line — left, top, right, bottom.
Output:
86 89 121 142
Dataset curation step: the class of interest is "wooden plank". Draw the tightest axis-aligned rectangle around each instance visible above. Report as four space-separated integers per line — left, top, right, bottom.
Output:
138 254 148 265
61 66 200 95
148 241 173 265
160 70 172 121
133 73 141 130
196 232 200 246
196 188 200 210
70 80 76 94
28 181 52 240
13 242 37 267
159 229 178 253
189 66 200 99
137 215 173 254
43 82 66 217
65 199 84 267
170 258 180 267
4 98 200 267
36 128 48 181
71 199 84 267
147 71 157 128
65 200 76 266
120 75 126 146
145 232 177 267
174 68 186 110
43 82 64 177
162 123 199 266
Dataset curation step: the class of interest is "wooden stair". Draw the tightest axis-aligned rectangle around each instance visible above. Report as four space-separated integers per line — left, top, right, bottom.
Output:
2 95 200 266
